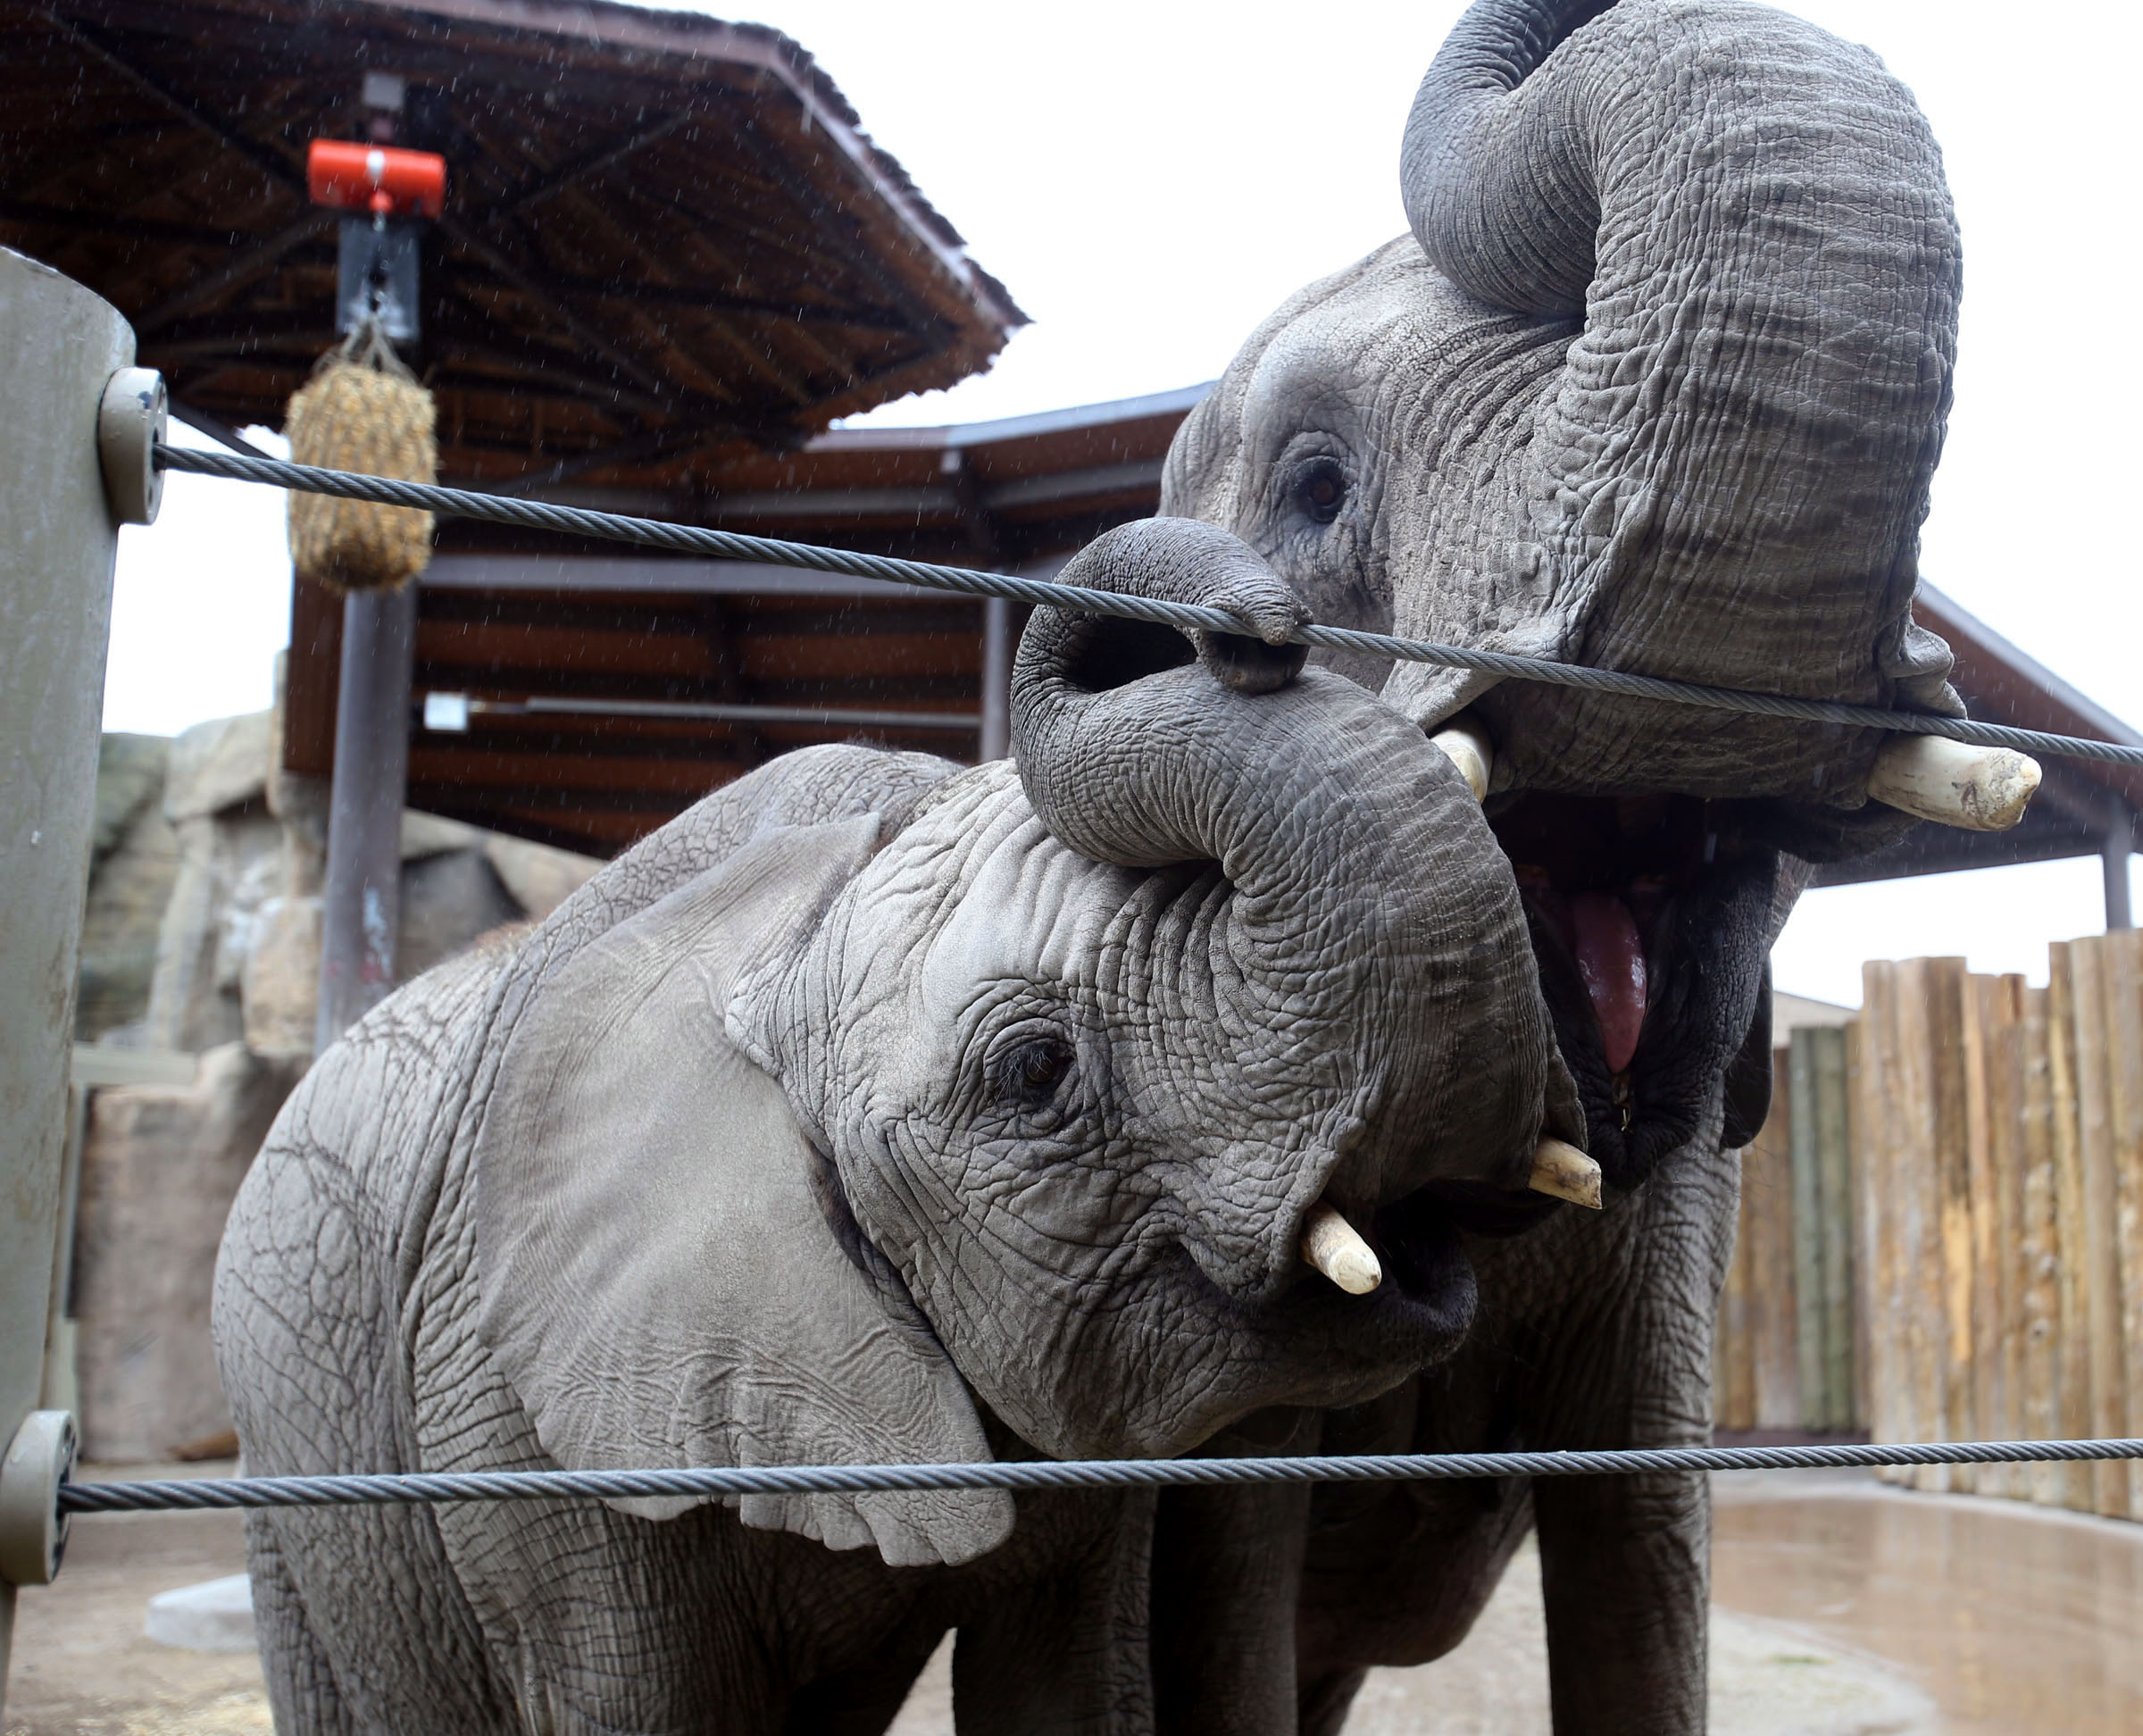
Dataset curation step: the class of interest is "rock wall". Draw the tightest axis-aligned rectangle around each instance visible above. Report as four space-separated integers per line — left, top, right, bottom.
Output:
74 733 181 1041
69 705 602 1459
71 1043 308 1461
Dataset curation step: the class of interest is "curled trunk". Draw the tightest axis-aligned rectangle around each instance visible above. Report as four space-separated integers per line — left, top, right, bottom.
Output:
1012 519 1562 1223
1398 0 1962 801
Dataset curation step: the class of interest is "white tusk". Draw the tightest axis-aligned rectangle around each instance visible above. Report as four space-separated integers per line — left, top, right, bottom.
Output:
1864 734 2040 833
1300 1200 1383 1295
1429 714 1493 803
1530 1138 1603 1210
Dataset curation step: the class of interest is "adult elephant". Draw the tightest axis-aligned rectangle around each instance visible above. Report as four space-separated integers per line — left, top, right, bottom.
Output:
213 525 1588 1735
1150 0 1977 1729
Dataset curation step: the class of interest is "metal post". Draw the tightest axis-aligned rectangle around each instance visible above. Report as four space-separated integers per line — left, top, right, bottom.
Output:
314 586 415 1049
980 596 1013 763
0 247 137 1707
2104 806 2132 933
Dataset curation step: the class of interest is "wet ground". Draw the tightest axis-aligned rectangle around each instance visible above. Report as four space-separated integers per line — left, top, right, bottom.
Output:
1707 1470 2143 1735
8 1467 2139 1732
4 1465 263 1736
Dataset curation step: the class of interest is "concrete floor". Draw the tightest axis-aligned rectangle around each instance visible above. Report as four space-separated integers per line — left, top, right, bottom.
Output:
4 1465 263 1736
7 1467 2138 1733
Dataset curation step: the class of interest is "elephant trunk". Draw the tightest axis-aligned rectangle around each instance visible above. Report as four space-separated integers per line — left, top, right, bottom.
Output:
1400 0 1963 800
1012 520 1560 1248
1012 519 1451 988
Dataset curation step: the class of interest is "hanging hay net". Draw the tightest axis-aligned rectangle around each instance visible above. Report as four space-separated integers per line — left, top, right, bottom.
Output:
285 321 438 592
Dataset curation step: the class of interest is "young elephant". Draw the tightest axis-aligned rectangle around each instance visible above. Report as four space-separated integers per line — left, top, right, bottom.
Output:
213 522 1582 1734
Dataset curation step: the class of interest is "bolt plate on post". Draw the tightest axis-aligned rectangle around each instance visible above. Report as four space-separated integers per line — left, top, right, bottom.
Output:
0 1410 77 1586
96 365 165 527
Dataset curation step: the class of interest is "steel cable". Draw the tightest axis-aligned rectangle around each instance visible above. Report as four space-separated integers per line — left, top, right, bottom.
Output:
154 445 2143 770
56 1439 2143 1514
86 463 2141 1517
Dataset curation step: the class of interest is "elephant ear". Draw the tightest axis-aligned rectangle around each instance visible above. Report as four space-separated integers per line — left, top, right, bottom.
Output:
472 816 1013 1568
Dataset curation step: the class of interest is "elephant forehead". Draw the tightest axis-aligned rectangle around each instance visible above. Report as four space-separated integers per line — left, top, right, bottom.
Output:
1240 255 1530 448
839 765 1140 1018
914 824 1138 1027
1247 266 1422 405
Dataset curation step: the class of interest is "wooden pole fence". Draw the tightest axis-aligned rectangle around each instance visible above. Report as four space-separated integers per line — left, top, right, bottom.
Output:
1717 937 2143 1520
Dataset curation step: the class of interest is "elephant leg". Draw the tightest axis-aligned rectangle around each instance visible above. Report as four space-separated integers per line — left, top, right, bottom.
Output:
1515 1123 1734 1734
1297 1668 1369 1736
1150 1408 1320 1736
783 1619 947 1736
1533 1468 1708 1734
246 1515 356 1736
1151 1481 1310 1736
952 1489 1156 1735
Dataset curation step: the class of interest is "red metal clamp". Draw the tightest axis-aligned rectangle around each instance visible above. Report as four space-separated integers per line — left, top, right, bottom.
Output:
307 138 446 219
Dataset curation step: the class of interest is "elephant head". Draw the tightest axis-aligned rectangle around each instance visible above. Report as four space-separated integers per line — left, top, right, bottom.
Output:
1163 0 1964 1189
470 519 1579 1569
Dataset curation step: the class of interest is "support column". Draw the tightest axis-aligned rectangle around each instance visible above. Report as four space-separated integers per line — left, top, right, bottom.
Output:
315 585 416 1049
943 449 1014 765
0 249 135 1708
2104 805 2132 933
980 596 1014 762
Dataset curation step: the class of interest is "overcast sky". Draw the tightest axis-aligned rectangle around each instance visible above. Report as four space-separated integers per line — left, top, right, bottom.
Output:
104 0 2142 1006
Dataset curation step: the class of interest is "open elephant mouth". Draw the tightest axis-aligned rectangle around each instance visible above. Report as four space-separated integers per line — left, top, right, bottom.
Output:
1288 1191 1482 1365
1484 789 1786 1198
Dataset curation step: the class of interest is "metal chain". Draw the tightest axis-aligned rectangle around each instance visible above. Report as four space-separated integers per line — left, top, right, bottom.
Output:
57 1438 2143 1514
154 445 2143 770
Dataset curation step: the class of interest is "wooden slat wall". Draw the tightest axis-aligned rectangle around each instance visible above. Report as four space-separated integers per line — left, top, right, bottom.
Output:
2018 985 2064 1504
2047 947 2097 1510
1714 1036 1856 1439
1814 1028 1856 1432
2072 938 2132 1515
1748 1047 1800 1429
1963 973 2024 1497
1855 965 1909 1473
1847 1018 1873 1433
1715 939 2143 1521
1787 1025 1855 1431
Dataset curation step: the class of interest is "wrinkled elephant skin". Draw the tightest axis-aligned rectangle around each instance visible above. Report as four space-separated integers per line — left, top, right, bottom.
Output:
1148 2 1963 1732
213 528 1571 1734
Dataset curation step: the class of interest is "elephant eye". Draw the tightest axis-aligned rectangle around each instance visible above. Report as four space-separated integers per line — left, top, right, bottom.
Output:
991 1034 1076 1107
1294 458 1347 525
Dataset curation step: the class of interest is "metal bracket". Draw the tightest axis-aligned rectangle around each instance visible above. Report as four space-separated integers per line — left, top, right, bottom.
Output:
97 366 167 527
0 1409 77 1585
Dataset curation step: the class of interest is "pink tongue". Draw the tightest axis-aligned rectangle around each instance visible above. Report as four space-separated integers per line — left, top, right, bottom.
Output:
1569 892 1647 1074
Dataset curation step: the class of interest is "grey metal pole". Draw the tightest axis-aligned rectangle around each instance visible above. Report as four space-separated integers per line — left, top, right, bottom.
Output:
314 585 416 1049
980 595 1013 762
2104 806 2132 932
0 248 140 1707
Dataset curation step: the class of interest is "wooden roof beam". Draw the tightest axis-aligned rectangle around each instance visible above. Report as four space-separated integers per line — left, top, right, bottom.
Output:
492 426 722 497
728 113 948 343
136 211 334 331
142 308 338 360
426 315 775 439
498 110 697 221
0 196 254 246
435 213 673 404
599 147 853 280
459 269 916 334
486 188 820 410
37 7 306 196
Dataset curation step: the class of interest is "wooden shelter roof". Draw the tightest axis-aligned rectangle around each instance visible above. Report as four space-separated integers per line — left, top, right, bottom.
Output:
440 382 1212 570
277 384 1204 853
0 0 1027 487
